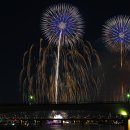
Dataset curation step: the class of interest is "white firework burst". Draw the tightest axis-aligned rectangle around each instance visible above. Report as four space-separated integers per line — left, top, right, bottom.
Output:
103 15 130 68
41 3 84 46
102 15 130 52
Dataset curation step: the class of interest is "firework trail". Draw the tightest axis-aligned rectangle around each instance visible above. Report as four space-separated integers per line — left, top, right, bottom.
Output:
20 39 103 104
103 15 130 68
41 4 84 104
55 31 62 104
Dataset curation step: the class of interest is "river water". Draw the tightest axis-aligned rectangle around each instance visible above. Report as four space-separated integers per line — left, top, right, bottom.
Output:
1 125 126 130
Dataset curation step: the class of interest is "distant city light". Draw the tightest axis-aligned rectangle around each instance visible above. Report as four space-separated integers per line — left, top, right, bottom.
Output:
63 120 70 124
12 123 15 126
54 114 63 119
127 93 130 98
119 109 128 116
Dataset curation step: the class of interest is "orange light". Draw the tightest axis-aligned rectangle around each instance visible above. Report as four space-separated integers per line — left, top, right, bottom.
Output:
128 119 130 130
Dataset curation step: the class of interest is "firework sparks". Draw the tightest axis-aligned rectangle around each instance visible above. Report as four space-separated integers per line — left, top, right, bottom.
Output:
41 3 84 46
102 15 130 68
20 4 103 104
20 39 103 104
41 4 84 104
103 15 130 101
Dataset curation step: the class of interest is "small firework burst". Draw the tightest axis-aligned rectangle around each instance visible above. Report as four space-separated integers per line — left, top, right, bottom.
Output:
102 15 130 52
41 3 84 46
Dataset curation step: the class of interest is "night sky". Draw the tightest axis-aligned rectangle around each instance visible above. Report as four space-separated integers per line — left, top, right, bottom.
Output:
0 0 130 103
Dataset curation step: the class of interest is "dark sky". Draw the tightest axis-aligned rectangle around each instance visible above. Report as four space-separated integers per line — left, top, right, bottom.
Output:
0 0 130 103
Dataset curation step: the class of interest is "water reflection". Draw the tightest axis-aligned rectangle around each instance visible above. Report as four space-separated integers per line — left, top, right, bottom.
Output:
2 125 126 130
42 125 125 130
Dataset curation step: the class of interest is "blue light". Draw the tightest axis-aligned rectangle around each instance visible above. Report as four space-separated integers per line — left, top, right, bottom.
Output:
111 24 130 44
41 4 83 46
103 15 130 50
51 14 74 36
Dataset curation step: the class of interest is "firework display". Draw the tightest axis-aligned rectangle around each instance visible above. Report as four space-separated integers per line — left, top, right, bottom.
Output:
20 3 103 104
19 39 103 104
102 15 130 67
41 3 84 46
102 15 130 102
41 4 84 104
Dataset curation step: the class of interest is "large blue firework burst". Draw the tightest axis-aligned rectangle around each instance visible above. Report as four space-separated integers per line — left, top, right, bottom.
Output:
103 15 130 51
41 4 84 46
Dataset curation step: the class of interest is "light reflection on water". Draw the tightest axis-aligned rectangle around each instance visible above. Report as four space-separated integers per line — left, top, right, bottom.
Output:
40 125 125 130
3 125 126 130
